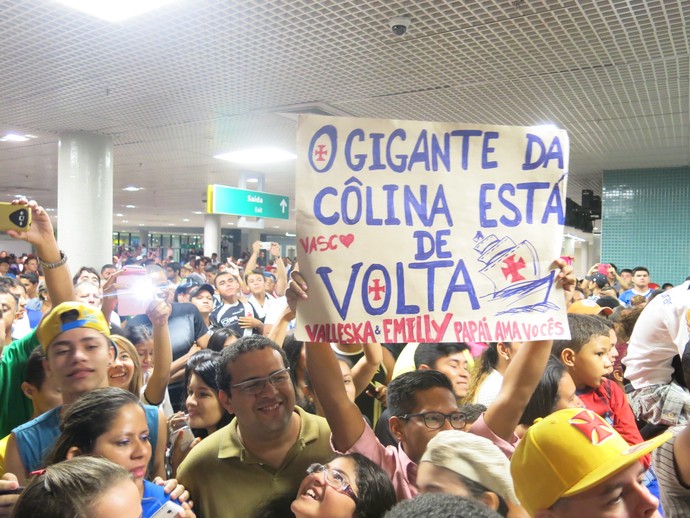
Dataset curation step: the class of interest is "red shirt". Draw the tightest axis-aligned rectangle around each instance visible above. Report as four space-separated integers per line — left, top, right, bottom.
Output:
577 378 650 469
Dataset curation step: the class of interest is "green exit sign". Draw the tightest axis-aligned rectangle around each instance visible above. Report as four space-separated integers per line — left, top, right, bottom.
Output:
207 184 290 220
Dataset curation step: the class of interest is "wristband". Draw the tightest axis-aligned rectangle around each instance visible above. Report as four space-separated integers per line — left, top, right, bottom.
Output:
39 250 67 270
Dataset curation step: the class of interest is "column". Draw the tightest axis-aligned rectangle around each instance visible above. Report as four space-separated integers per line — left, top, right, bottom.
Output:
562 236 576 258
241 229 261 255
57 132 113 271
204 214 221 258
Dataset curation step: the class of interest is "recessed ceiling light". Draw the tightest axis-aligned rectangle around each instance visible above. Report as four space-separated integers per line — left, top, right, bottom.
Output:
125 205 136 208
168 223 174 226
45 208 55 212
139 224 145 226
54 0 177 22
122 220 128 223
182 218 190 222
273 226 280 229
214 147 296 165
246 178 259 183
122 186 143 192
228 222 235 225
115 213 124 217
0 133 31 142
193 211 204 215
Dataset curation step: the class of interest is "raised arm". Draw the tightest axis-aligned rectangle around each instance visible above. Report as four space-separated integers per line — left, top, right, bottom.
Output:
267 304 295 346
483 338 553 441
350 342 383 397
100 269 123 325
287 272 366 451
271 243 288 297
7 199 74 305
142 300 172 406
609 264 630 291
482 258 575 442
243 241 261 277
305 341 367 451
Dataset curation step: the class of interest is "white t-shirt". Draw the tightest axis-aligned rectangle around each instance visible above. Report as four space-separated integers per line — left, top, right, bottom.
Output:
623 281 690 389
475 369 504 407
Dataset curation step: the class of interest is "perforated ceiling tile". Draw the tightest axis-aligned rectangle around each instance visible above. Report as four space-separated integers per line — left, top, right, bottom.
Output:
0 0 687 230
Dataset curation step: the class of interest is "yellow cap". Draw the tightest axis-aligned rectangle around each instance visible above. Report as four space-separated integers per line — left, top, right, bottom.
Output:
510 408 670 516
37 302 110 352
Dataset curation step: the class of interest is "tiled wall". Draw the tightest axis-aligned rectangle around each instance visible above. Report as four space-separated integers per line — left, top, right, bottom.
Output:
602 166 690 286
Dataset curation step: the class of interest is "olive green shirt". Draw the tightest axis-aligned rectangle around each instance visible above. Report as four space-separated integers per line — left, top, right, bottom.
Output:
177 406 332 518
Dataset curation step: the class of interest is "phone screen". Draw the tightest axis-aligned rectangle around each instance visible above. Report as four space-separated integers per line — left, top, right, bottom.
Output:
117 267 154 316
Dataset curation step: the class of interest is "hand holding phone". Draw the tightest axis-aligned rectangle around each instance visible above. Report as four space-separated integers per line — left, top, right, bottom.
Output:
171 426 195 451
0 486 24 495
151 501 185 518
598 263 610 275
117 266 154 316
0 202 31 232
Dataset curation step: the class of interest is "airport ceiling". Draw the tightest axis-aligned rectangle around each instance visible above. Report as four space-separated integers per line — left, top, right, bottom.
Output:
0 0 687 233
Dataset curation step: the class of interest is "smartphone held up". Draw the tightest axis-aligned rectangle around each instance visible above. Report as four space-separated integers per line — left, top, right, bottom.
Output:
116 266 168 316
0 202 31 232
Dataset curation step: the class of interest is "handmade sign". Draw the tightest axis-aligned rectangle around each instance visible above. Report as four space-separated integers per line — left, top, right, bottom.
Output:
295 115 570 344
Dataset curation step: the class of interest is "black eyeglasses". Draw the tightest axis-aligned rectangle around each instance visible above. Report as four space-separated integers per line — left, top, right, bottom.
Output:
230 368 291 395
306 463 358 504
399 411 466 430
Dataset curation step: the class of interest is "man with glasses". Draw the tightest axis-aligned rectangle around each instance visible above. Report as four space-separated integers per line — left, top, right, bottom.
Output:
176 335 332 518
305 336 462 501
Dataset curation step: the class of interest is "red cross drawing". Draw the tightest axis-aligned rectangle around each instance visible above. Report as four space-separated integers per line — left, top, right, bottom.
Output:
569 410 614 445
368 279 386 301
501 254 526 282
313 144 329 162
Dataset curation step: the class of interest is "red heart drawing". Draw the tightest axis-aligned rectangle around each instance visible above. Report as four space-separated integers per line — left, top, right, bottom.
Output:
339 234 355 248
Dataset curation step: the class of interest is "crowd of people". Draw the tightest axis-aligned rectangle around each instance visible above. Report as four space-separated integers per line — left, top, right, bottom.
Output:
1 198 690 517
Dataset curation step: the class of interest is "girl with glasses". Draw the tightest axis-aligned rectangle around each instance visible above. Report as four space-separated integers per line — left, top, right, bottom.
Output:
256 453 396 518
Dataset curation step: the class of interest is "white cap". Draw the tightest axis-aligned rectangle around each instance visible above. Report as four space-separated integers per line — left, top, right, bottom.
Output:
420 430 518 504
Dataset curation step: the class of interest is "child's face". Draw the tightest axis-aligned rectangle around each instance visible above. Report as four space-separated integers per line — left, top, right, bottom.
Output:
605 329 618 376
571 335 612 390
549 462 659 517
135 339 154 373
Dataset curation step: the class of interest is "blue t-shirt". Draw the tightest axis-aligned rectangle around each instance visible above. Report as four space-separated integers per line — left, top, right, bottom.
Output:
619 288 652 306
142 479 182 518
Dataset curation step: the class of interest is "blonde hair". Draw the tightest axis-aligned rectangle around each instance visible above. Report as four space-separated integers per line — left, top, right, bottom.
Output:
463 343 499 404
110 335 142 396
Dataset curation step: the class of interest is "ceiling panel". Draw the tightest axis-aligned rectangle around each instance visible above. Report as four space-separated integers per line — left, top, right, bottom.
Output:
0 0 687 231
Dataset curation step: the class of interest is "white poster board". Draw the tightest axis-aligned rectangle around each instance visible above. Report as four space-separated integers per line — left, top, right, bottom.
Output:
295 115 570 344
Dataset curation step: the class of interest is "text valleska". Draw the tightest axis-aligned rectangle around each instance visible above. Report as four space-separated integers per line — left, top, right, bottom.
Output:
304 314 567 344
